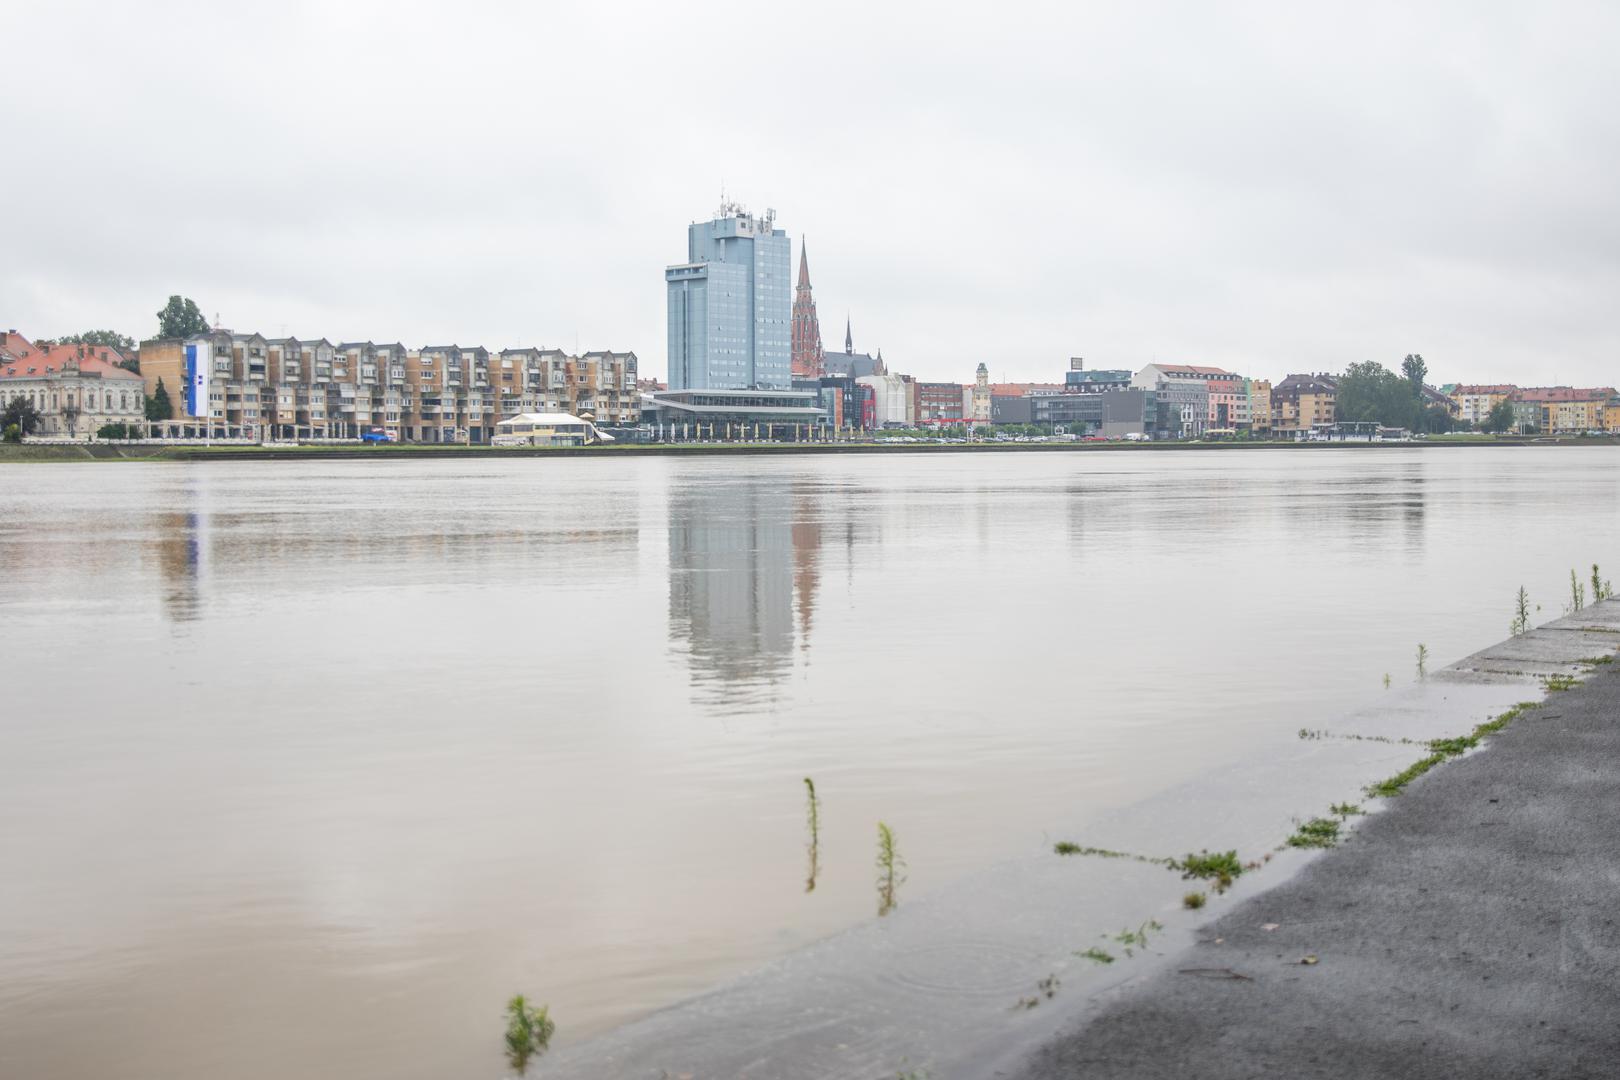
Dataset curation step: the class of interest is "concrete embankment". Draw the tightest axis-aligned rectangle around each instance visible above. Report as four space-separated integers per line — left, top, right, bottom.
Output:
1009 611 1620 1080
538 603 1620 1080
0 436 1606 463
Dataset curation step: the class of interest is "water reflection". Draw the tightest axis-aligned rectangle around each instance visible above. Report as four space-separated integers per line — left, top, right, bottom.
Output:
154 508 206 623
667 478 823 708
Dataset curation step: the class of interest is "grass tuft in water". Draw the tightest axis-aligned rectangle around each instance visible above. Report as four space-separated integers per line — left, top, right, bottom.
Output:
803 777 820 893
1077 946 1115 964
1051 843 1176 866
876 822 905 916
1593 564 1613 603
1286 817 1341 849
1416 642 1429 678
1366 702 1538 798
1183 891 1207 910
1173 850 1244 891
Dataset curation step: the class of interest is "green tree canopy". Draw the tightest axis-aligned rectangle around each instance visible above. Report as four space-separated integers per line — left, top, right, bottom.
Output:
2 396 42 436
156 296 209 340
1483 397 1517 433
145 378 174 422
1336 361 1417 428
59 330 137 352
1401 354 1427 395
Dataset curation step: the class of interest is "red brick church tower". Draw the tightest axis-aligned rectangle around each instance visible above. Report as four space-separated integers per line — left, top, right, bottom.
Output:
791 241 825 379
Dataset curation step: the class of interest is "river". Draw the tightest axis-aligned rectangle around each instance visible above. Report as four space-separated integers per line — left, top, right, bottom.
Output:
2 447 1616 1078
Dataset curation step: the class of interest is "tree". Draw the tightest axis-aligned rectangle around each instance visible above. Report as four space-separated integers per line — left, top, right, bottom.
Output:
2 396 42 436
1336 361 1413 427
1401 354 1427 396
146 377 174 421
59 330 137 352
97 422 134 440
1483 397 1517 434
1424 404 1456 434
156 296 209 339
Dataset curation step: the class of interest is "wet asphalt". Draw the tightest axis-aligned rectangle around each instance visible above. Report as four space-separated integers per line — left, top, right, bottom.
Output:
1008 662 1620 1080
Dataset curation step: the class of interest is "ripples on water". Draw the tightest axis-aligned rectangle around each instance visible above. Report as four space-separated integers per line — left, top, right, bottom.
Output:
1 448 1616 1079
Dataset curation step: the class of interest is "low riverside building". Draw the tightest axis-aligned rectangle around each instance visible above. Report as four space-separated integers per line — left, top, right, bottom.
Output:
1 333 146 437
492 412 608 446
1131 364 1235 438
856 372 914 427
641 387 828 440
1031 388 1154 436
914 381 966 424
1271 373 1338 438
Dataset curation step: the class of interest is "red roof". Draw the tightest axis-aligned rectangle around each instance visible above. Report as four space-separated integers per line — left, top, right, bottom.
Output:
1 342 141 380
1451 384 1515 395
1513 386 1614 403
0 331 38 364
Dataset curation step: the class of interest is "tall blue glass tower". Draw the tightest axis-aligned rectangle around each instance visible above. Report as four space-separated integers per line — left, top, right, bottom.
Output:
666 204 791 391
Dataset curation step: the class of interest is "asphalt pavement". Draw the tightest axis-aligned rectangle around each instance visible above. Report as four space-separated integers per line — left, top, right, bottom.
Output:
1008 662 1620 1080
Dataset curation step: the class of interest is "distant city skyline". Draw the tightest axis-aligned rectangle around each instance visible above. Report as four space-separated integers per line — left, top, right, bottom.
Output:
5 3 1619 387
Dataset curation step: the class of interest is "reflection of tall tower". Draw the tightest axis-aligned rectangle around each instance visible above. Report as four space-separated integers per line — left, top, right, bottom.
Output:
791 243 825 379
790 483 821 649
668 478 821 706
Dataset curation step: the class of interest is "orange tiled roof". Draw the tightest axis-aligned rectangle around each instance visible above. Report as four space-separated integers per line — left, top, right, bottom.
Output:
1 342 142 380
1450 384 1515 395
0 331 38 364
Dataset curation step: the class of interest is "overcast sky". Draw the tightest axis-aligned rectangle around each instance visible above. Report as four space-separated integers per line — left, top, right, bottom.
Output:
5 1 1618 386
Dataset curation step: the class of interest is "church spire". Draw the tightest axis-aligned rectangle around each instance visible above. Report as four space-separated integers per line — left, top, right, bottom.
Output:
844 316 853 354
791 239 825 379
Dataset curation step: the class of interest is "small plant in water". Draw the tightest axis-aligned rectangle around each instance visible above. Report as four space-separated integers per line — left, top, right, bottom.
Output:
1077 946 1115 964
1415 643 1429 678
1593 564 1613 602
1174 850 1245 892
1111 919 1164 957
1329 802 1365 819
1569 569 1586 614
803 777 820 893
1511 586 1531 636
1383 672 1391 690
1543 673 1578 693
503 995 555 1075
1286 817 1341 849
876 821 905 916
1183 891 1207 910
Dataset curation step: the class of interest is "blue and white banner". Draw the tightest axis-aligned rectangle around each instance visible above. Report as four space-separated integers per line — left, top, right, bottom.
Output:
185 343 208 418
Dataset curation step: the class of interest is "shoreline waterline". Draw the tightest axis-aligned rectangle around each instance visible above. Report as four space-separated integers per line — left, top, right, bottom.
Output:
1 434 1611 463
540 603 1620 1079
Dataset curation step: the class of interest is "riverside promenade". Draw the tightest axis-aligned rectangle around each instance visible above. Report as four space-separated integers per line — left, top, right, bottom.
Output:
543 603 1620 1079
1013 624 1620 1078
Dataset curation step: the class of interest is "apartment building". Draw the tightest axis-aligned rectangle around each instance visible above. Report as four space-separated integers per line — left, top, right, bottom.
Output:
1246 378 1272 435
1512 387 1615 434
1445 384 1514 425
1271 373 1338 437
141 329 637 442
